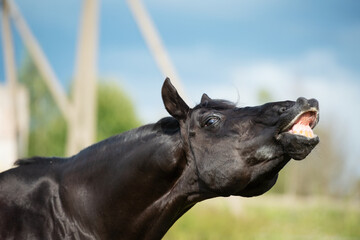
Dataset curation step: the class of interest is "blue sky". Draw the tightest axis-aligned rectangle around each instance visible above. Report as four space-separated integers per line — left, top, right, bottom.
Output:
1 0 360 176
1 1 359 90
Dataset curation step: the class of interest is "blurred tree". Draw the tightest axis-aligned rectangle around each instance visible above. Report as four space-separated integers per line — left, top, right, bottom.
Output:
18 56 140 157
352 179 360 199
257 88 272 103
96 81 141 142
19 57 67 157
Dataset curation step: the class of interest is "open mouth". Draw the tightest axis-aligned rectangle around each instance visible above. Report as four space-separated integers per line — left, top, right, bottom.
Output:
281 109 319 138
276 101 320 160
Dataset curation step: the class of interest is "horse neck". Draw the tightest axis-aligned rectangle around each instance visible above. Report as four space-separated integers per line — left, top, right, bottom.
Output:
133 164 212 239
60 120 202 238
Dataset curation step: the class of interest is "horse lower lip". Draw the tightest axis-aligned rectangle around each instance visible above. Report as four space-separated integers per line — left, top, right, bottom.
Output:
277 132 320 160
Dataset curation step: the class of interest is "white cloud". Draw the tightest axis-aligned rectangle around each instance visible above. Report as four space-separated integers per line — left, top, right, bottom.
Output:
229 50 360 117
219 50 360 176
171 49 360 178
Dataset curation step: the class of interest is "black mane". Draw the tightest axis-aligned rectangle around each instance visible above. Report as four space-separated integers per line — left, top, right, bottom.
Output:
14 156 66 166
14 117 180 167
194 99 237 110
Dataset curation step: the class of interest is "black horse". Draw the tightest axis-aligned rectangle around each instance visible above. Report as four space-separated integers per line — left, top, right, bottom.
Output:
0 78 319 239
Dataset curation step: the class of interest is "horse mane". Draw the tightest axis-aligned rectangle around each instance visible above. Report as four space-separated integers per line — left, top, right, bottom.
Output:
14 117 180 167
194 99 237 110
81 116 179 152
14 156 66 166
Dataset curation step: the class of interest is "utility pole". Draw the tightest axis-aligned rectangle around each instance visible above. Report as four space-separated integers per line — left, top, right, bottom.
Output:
2 0 183 159
2 0 18 131
5 0 72 122
1 0 18 168
66 0 99 155
5 0 99 157
126 0 188 102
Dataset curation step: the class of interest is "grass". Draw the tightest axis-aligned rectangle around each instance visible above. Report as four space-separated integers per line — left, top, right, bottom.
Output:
164 195 360 240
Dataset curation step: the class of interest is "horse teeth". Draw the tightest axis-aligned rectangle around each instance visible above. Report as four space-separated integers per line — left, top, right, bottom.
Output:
289 129 314 138
288 122 316 138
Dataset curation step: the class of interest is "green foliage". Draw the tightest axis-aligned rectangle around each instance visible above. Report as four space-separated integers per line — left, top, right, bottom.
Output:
257 88 273 103
19 57 67 157
96 81 141 142
19 56 140 157
164 197 360 240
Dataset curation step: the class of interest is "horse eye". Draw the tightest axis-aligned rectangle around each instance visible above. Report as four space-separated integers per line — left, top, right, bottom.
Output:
204 116 220 127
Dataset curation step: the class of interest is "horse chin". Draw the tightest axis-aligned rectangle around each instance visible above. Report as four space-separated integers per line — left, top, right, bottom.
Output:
277 132 319 160
234 174 279 197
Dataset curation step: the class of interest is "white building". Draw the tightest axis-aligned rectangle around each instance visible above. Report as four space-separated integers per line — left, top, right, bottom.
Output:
0 84 28 172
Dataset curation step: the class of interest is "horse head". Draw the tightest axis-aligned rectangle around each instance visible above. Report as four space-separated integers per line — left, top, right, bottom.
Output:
162 78 319 198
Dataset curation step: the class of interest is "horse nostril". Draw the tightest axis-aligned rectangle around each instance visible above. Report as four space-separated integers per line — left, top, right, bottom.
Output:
308 98 319 109
296 97 313 109
279 107 287 114
296 97 308 105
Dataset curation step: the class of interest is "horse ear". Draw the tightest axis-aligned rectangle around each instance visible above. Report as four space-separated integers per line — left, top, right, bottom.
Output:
201 93 211 103
162 78 190 121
